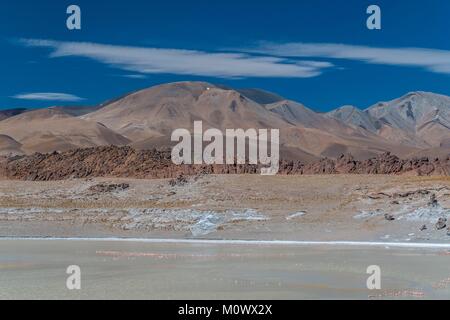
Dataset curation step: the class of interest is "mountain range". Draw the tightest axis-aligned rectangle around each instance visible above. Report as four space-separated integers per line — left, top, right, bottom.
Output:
1 81 449 161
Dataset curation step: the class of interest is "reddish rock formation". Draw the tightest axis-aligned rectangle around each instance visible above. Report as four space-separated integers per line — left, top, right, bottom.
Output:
0 146 449 181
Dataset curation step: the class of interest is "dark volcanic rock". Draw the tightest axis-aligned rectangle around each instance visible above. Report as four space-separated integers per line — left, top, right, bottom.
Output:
88 183 130 193
169 174 189 187
428 194 438 207
436 217 447 230
1 147 450 181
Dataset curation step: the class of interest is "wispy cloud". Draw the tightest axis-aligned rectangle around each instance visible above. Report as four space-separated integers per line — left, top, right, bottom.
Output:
244 42 450 75
18 39 333 79
121 74 147 79
12 92 85 102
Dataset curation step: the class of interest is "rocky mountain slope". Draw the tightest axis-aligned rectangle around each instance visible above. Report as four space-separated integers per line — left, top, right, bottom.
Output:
0 134 23 156
326 105 380 133
82 82 289 140
0 108 130 153
0 108 28 121
81 82 417 160
328 92 450 148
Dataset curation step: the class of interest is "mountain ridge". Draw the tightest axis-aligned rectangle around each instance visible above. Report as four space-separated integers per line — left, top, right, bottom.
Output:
0 82 449 160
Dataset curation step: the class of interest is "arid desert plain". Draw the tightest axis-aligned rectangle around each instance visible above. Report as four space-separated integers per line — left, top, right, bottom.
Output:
0 174 450 299
1 174 449 241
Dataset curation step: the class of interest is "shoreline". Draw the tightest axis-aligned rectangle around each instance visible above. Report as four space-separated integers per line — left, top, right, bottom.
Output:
2 236 450 249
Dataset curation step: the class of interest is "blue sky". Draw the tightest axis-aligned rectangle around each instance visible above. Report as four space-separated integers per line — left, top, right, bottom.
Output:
1 0 449 112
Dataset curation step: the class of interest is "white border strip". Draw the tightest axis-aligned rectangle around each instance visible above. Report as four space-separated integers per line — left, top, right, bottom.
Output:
1 237 450 249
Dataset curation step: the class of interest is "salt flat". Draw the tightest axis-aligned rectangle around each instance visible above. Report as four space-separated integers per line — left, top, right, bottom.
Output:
0 239 449 300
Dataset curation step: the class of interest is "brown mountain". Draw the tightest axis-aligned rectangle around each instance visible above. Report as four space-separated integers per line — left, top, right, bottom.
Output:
0 108 28 121
82 82 418 160
264 100 417 159
82 82 289 139
0 108 130 153
1 82 448 161
0 134 23 156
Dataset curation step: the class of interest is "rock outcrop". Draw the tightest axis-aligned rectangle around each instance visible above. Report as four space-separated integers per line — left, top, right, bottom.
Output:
1 146 449 181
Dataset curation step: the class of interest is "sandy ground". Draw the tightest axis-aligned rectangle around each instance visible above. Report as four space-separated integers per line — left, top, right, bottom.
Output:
0 239 449 300
0 174 449 242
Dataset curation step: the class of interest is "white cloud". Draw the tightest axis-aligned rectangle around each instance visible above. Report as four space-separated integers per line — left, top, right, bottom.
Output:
19 39 333 79
121 74 147 79
12 92 85 102
245 42 450 74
